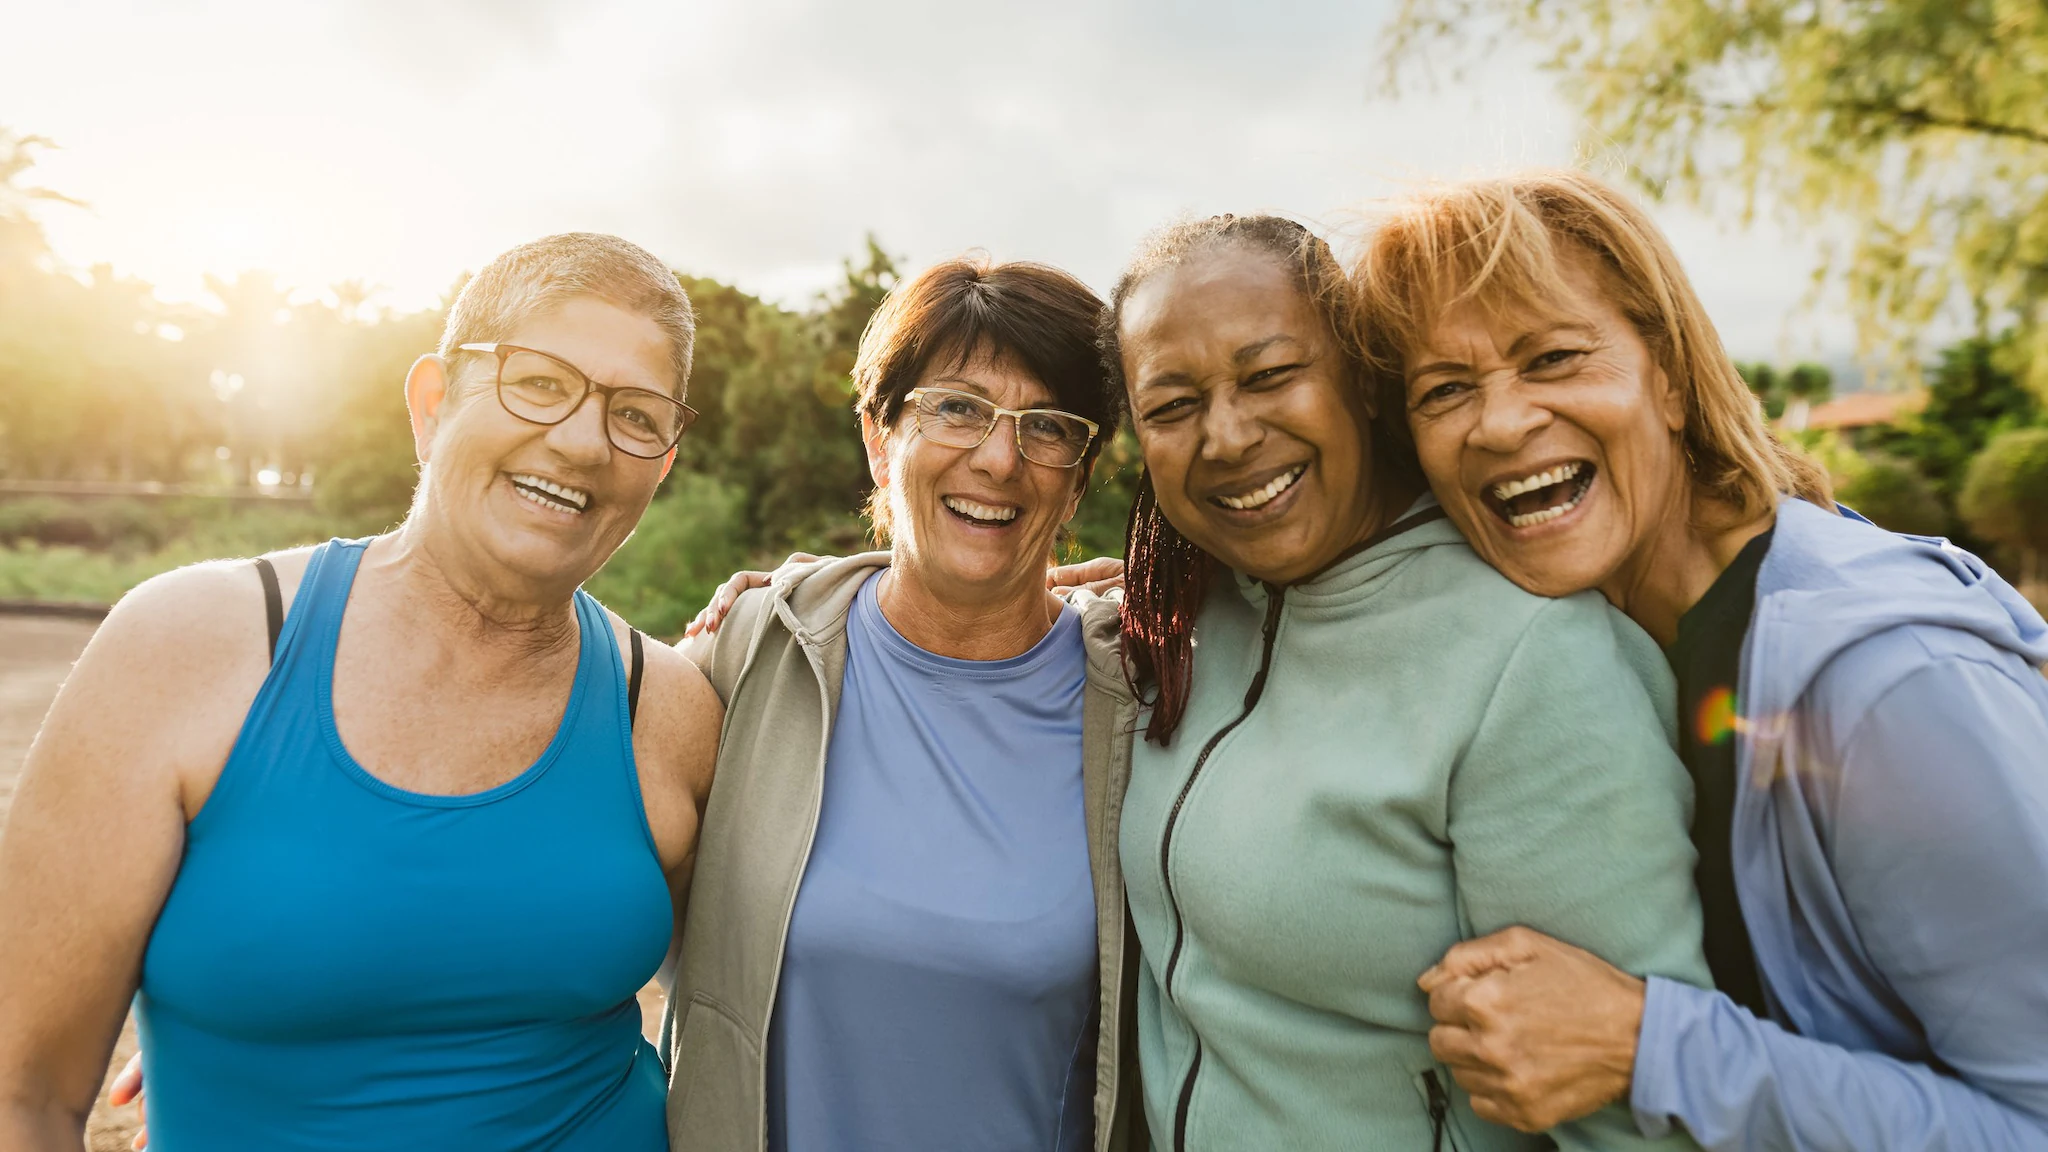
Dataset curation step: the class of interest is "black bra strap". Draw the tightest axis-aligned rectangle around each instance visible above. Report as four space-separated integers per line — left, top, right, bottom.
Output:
628 629 645 728
253 557 283 664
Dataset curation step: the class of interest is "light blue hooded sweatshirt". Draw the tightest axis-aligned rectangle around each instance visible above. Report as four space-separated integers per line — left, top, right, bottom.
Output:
1630 498 2048 1151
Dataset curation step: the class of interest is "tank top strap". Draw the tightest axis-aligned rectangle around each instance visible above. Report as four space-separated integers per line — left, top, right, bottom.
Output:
568 588 627 742
243 537 372 716
569 588 657 858
274 538 372 667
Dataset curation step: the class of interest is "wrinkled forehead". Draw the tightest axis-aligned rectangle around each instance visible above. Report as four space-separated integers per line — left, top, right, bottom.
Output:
913 339 1057 407
1399 241 1612 357
486 297 680 397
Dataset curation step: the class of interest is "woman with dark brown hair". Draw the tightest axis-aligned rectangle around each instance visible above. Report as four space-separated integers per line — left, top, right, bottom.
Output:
1103 214 1710 1151
663 254 1146 1152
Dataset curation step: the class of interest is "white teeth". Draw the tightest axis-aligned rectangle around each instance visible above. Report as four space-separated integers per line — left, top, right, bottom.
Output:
1503 473 1593 529
942 496 1019 523
1492 462 1582 502
1216 466 1305 511
509 473 589 513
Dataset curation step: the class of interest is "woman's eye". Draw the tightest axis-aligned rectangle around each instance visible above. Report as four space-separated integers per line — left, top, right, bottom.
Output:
1527 349 1583 373
1412 381 1468 410
1244 364 1301 389
936 397 984 419
1143 396 1196 423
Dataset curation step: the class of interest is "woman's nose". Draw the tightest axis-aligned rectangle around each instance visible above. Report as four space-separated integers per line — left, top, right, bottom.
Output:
544 393 615 464
1469 381 1551 454
965 414 1026 477
1197 390 1263 463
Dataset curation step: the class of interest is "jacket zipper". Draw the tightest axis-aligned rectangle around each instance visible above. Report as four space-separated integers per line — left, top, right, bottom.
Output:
1161 586 1286 1152
1423 1069 1453 1152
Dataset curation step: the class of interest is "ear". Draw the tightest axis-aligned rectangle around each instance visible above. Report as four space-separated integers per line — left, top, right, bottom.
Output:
1655 362 1685 432
861 409 891 489
404 355 452 464
658 445 677 483
1063 458 1095 522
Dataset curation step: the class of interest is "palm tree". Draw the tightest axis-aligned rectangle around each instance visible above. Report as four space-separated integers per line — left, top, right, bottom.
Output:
0 126 83 263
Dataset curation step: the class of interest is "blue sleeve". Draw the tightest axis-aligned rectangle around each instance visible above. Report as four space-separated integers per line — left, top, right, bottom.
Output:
1631 657 2048 1151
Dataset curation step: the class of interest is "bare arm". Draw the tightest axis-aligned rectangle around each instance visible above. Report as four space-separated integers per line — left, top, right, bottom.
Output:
611 616 722 990
0 564 270 1147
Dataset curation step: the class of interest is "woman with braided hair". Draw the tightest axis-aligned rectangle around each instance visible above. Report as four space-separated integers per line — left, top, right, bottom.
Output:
1103 213 1711 1151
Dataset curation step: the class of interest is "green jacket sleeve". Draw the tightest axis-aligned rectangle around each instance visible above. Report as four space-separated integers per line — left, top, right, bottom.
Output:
1448 592 1712 1152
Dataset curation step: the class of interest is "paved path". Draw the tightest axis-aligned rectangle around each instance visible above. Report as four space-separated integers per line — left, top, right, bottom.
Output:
0 614 666 1149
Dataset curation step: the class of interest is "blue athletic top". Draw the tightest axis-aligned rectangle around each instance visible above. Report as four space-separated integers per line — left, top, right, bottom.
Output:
137 538 672 1151
765 571 1098 1152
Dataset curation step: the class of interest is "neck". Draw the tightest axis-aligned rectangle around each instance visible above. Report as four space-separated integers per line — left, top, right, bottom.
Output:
373 520 581 658
1600 487 1777 647
1283 470 1427 585
875 559 1059 661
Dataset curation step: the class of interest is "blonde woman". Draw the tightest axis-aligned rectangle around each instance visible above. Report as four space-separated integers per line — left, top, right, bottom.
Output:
1360 170 2048 1151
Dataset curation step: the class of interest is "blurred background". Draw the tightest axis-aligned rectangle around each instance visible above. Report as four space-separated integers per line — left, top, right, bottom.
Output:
3 0 2047 634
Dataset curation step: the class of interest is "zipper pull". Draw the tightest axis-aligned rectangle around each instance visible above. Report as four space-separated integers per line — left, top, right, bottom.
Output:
1424 1069 1450 1152
1240 587 1285 711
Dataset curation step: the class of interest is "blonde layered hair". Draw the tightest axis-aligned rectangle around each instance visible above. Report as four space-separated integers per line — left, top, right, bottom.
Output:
1353 169 1831 519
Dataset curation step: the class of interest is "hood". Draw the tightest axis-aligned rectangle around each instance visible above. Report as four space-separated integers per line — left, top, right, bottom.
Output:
1743 498 2048 727
762 550 893 649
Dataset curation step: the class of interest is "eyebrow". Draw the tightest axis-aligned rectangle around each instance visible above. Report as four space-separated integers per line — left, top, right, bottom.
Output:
929 376 995 398
1408 322 1598 378
1134 334 1305 393
1233 335 1303 366
928 377 1059 409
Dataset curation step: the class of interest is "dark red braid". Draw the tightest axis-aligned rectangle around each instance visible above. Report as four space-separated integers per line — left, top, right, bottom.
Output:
1120 472 1215 745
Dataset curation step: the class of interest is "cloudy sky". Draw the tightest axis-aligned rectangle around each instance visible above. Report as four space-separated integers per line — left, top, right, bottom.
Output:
5 0 1848 359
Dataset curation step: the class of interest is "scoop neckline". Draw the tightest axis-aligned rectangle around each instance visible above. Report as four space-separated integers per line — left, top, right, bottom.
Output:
315 542 590 809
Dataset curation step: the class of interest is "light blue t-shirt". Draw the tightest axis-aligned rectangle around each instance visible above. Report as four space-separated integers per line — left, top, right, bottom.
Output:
766 570 1098 1152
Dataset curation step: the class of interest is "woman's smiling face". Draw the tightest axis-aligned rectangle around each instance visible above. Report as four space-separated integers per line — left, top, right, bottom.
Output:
868 348 1089 602
1118 245 1381 585
1400 248 1688 600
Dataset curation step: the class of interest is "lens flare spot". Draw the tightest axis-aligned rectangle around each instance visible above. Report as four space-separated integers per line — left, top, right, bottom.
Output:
1696 685 1738 746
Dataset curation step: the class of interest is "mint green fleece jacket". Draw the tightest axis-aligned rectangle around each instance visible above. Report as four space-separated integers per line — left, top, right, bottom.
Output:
1121 502 1710 1152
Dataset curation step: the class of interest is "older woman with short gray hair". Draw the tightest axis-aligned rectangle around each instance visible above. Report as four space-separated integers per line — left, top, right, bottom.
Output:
0 233 721 1150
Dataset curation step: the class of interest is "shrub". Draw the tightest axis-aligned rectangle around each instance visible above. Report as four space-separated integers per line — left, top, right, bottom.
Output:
585 473 752 638
1833 454 1949 537
1959 427 2048 589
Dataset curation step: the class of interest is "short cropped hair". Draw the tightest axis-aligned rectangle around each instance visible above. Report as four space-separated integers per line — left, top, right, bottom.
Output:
439 232 697 396
853 256 1118 538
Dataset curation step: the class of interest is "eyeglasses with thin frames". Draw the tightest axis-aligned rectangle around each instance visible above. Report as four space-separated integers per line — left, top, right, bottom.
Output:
904 387 1099 468
457 342 697 459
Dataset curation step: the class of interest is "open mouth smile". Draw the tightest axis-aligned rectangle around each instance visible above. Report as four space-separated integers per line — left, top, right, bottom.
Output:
1211 465 1306 512
508 472 592 515
942 495 1020 527
1483 461 1596 529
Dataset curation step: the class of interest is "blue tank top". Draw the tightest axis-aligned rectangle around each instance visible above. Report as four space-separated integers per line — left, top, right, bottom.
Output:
137 538 672 1151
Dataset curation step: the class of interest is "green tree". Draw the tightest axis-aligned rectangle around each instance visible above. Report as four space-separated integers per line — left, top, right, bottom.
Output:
1738 362 1786 420
1834 451 1949 536
1867 334 2041 512
1384 0 2048 387
1959 426 2048 587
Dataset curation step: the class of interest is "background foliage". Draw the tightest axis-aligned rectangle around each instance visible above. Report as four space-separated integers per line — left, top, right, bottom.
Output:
1386 0 2048 386
0 132 1140 633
